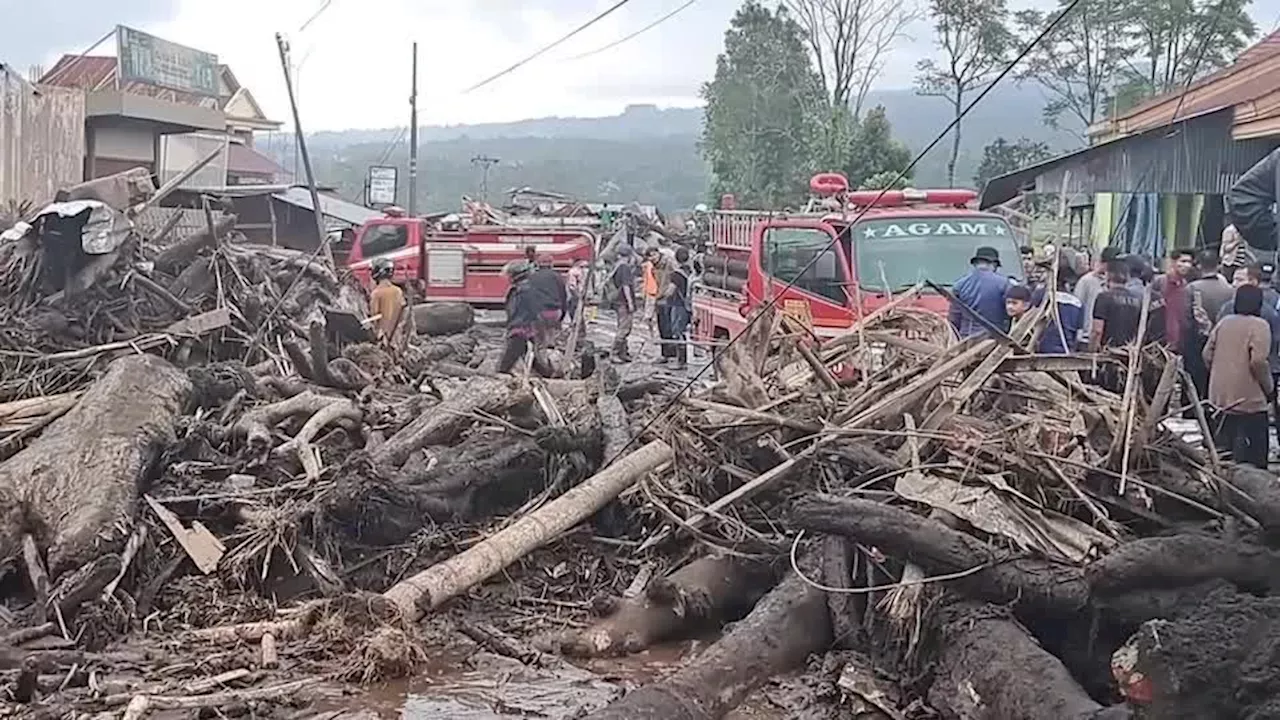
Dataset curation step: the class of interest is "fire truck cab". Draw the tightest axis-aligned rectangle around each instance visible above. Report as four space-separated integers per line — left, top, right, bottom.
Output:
347 207 595 307
692 174 1023 343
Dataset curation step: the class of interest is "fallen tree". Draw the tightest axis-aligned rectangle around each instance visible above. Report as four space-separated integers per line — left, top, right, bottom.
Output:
926 601 1114 720
581 573 830 720
382 439 673 620
412 302 475 337
0 354 190 579
554 554 779 658
791 494 1089 617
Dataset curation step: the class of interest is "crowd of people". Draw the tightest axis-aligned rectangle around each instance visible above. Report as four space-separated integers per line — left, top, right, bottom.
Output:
949 241 1280 469
493 237 695 375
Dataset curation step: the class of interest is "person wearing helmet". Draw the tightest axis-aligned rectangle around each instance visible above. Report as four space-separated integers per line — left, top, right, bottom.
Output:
498 260 539 373
368 257 405 346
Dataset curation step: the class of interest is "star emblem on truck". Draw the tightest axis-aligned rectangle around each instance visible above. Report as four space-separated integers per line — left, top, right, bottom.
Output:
863 227 878 238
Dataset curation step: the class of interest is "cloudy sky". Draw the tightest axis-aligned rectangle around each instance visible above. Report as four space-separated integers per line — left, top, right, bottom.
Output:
4 0 1279 131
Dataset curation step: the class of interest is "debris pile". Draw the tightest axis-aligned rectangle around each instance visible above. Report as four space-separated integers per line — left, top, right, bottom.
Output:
0 172 1278 718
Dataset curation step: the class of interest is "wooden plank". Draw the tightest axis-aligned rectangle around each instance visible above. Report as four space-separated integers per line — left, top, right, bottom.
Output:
144 495 225 574
164 307 231 337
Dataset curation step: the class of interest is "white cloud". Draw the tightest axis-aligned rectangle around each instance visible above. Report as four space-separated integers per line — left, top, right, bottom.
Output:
35 0 1280 131
134 0 735 130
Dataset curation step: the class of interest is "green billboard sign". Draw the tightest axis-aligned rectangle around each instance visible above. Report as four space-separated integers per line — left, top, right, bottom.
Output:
116 25 219 97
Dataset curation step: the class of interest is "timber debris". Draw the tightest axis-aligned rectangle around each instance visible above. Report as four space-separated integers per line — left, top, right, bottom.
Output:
0 174 1275 718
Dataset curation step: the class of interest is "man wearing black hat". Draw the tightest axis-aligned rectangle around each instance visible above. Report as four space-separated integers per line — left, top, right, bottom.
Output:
948 245 1013 338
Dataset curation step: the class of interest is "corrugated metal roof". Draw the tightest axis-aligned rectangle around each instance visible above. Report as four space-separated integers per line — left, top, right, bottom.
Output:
272 187 381 226
981 109 1279 207
228 143 284 178
38 55 282 121
1094 30 1280 140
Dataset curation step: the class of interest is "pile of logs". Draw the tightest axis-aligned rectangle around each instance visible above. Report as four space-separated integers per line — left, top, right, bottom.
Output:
2 175 1279 719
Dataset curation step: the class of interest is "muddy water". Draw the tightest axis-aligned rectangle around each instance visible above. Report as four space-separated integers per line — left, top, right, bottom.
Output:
336 641 785 719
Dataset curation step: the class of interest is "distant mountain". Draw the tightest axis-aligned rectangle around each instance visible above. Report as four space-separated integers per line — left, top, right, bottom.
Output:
263 83 1080 212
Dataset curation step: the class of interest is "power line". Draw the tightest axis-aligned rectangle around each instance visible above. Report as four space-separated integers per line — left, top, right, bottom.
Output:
589 0 1085 475
566 0 698 61
299 0 337 32
463 0 635 93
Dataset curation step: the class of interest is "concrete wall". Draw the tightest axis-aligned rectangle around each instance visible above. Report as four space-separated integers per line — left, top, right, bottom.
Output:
0 67 86 205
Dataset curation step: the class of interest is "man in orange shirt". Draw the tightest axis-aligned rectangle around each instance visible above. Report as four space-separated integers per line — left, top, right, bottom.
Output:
642 248 660 333
368 257 405 346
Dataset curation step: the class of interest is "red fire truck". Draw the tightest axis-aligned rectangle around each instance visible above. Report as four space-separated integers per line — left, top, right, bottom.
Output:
347 207 596 306
692 174 1023 343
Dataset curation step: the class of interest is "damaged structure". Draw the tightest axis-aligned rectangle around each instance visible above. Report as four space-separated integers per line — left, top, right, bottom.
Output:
981 28 1280 256
0 164 1272 718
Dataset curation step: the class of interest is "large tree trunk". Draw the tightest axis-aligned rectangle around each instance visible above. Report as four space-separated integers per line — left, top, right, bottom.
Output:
0 355 190 579
927 601 1109 720
792 494 1089 617
412 302 476 337
555 554 778 658
581 573 831 720
382 440 673 621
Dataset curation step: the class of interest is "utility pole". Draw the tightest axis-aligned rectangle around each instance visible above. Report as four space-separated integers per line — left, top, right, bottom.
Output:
408 42 419 215
275 33 332 264
471 155 500 202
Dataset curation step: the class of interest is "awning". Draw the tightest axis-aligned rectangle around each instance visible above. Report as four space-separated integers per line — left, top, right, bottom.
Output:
271 187 382 226
978 148 1084 209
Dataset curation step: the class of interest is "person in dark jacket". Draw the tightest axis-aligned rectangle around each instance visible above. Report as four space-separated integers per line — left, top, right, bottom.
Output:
666 248 693 370
1029 261 1084 354
1186 250 1233 398
1228 147 1280 251
498 261 540 374
948 246 1012 337
526 257 568 349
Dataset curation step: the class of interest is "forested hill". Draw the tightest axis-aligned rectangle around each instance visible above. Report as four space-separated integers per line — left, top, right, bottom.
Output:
260 83 1079 212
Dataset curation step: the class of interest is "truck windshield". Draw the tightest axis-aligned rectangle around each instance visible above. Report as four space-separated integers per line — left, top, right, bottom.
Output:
851 216 1021 290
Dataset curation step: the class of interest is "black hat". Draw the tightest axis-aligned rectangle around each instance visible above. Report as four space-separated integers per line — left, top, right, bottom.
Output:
1100 246 1121 262
970 246 1001 266
1006 284 1032 301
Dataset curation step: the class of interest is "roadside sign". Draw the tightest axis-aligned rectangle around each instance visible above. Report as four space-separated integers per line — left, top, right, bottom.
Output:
367 166 398 206
116 25 219 97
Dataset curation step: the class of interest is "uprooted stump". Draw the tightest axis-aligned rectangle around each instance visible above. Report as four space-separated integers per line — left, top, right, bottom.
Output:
0 354 190 579
1111 582 1280 719
582 573 830 720
553 554 779 658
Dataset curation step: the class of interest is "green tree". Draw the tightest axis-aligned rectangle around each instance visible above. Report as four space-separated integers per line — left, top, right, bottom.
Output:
916 0 1015 187
1116 0 1256 106
973 136 1052 189
843 105 913 187
701 1 826 208
1015 0 1130 135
